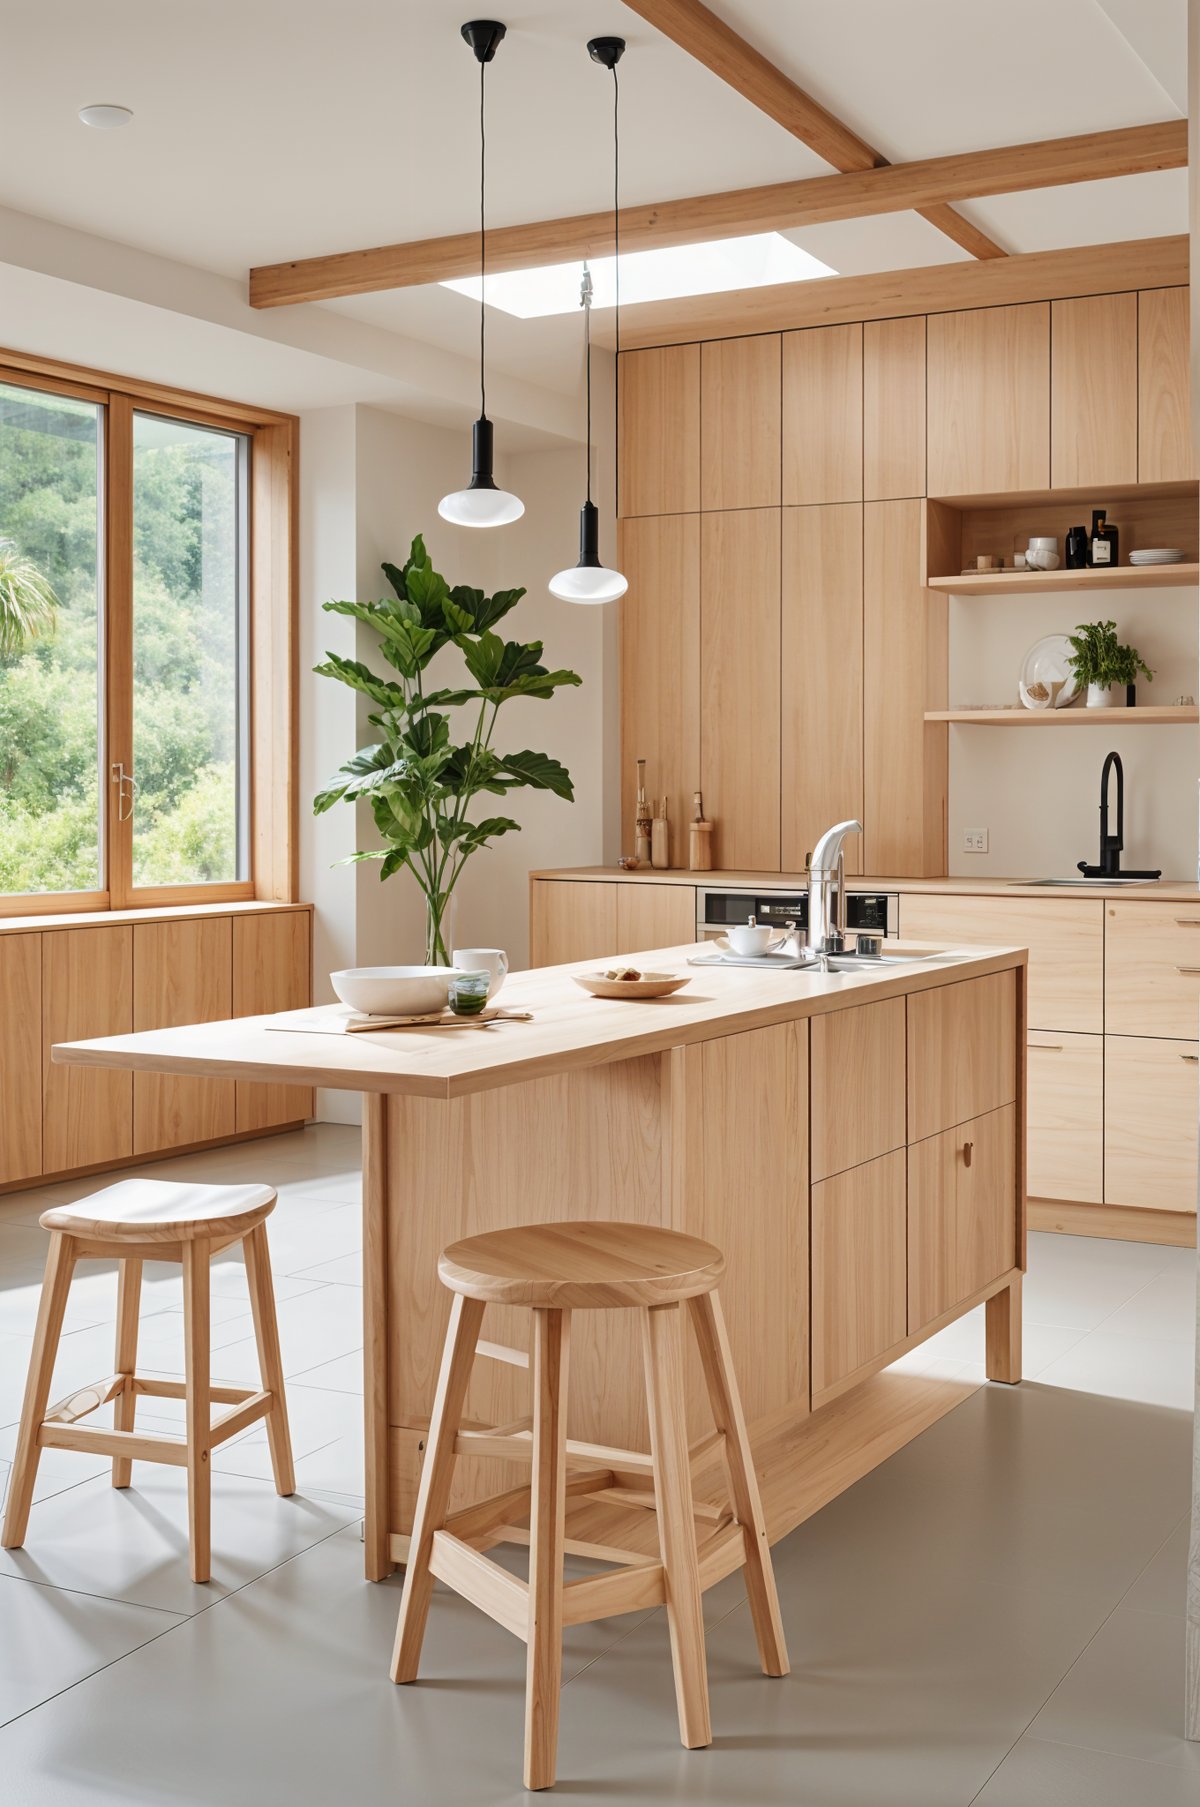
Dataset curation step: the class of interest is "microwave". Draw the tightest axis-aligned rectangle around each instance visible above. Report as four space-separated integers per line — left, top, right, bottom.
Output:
696 887 895 940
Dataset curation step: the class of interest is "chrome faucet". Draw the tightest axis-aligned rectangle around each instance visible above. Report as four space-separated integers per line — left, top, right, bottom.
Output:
807 820 863 955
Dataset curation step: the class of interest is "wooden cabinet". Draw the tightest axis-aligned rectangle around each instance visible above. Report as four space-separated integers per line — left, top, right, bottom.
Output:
782 323 862 506
812 1149 906 1400
900 894 1104 1033
618 345 700 517
232 912 312 1132
1106 901 1200 1039
1051 293 1138 489
908 1104 1018 1332
1138 288 1195 483
926 302 1050 495
781 504 863 874
133 918 235 1155
701 335 781 511
615 883 695 955
619 515 699 852
863 500 947 876
907 969 1018 1143
810 997 905 1182
863 315 925 500
0 933 42 1185
1026 1031 1103 1204
42 926 133 1174
1104 1034 1199 1212
529 880 617 967
700 509 781 870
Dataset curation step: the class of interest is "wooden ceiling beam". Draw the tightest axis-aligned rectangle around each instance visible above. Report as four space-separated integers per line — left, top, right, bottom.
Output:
248 123 1186 309
621 0 1007 256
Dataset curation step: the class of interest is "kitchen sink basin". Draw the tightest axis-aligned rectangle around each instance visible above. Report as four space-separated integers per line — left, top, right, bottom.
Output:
1010 876 1161 887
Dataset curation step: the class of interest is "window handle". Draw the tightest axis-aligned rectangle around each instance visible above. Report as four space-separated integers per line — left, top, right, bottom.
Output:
110 762 138 823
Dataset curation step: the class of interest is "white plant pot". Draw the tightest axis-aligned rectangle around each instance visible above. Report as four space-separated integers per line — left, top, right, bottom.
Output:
1086 683 1113 708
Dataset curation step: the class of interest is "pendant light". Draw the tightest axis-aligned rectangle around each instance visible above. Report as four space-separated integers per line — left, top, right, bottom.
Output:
439 20 524 529
549 35 627 603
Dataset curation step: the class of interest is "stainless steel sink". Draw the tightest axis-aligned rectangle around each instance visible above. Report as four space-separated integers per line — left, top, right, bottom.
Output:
1010 877 1160 887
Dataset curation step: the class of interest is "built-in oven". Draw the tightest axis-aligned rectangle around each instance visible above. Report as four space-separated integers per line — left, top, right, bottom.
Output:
696 886 895 942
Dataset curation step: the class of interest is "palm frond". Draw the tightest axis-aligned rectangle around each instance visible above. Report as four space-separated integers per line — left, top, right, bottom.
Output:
0 539 59 658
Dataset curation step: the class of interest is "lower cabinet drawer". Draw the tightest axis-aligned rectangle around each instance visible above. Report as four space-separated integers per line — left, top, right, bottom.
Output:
1026 1031 1103 1204
1104 1034 1199 1212
908 1104 1018 1334
811 1149 907 1401
1105 902 1200 1039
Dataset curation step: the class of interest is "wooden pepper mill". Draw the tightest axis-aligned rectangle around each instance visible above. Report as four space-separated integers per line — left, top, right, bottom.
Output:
688 790 713 871
651 794 671 869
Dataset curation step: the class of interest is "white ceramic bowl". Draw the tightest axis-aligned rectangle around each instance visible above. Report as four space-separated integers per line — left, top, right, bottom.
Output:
726 923 775 957
1025 548 1061 571
330 966 452 1017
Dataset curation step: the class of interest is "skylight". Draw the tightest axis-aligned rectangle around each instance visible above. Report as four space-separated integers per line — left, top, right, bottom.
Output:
440 232 836 319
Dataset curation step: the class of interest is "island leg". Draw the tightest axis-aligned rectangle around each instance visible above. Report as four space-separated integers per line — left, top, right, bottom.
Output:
985 1274 1022 1384
362 1093 394 1579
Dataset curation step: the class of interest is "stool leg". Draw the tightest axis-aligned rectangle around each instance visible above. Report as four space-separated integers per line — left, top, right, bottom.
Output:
641 1302 712 1751
112 1257 142 1489
688 1290 789 1678
391 1292 485 1685
2 1232 75 1549
242 1225 295 1496
182 1240 212 1584
524 1307 570 1793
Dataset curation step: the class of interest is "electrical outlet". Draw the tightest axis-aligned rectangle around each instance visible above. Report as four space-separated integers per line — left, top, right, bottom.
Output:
962 828 989 854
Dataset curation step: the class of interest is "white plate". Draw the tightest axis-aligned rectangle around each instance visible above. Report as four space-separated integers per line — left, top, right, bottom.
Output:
1020 635 1078 709
1129 549 1186 563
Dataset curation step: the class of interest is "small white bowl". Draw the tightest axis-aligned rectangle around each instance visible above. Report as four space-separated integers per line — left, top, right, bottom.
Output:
330 966 453 1017
726 923 776 957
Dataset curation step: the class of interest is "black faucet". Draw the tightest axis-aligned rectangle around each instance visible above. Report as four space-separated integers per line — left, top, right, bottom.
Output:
1077 750 1161 881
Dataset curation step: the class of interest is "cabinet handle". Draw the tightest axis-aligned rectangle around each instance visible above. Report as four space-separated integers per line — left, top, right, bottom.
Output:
1028 1043 1063 1052
962 1141 974 1168
1181 1054 1199 1064
1175 919 1200 927
1174 967 1200 976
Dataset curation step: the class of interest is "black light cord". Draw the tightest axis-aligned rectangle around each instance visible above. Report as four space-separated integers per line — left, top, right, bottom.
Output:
479 53 486 420
611 63 620 519
584 268 593 505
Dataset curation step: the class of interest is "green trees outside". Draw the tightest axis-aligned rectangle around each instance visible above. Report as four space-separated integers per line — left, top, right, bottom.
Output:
0 385 241 894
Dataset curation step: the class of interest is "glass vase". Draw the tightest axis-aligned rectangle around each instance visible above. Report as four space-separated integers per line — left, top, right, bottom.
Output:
425 891 458 967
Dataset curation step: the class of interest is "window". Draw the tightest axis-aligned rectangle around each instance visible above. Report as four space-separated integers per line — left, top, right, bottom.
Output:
0 358 293 915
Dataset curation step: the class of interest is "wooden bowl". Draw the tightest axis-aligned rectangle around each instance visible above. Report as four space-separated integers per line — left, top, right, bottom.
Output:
573 971 691 1000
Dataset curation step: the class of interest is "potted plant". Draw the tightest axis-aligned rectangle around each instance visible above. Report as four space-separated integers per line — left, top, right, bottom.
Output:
1066 619 1153 708
0 539 58 657
312 534 581 965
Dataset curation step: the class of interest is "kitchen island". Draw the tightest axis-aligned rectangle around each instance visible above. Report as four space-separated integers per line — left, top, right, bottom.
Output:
53 939 1027 1579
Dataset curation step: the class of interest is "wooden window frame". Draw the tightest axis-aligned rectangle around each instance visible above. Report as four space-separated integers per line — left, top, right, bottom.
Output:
0 349 298 917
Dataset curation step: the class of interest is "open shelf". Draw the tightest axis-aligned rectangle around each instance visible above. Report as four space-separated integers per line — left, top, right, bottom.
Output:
926 563 1199 596
926 706 1199 726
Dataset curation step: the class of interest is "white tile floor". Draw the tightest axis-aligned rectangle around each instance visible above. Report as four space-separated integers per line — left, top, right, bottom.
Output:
0 1122 1194 1804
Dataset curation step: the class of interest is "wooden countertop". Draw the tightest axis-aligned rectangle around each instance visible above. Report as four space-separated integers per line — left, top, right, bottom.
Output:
531 867 1197 903
52 940 1025 1102
0 899 312 935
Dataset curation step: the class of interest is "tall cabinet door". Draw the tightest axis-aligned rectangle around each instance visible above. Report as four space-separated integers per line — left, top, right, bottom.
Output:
700 509 781 870
927 302 1050 494
618 345 700 517
43 926 133 1174
619 515 700 852
701 335 781 511
1051 293 1138 488
0 933 42 1185
133 917 235 1155
1138 288 1196 482
864 316 926 500
781 504 863 873
783 323 863 506
232 912 312 1132
863 500 946 876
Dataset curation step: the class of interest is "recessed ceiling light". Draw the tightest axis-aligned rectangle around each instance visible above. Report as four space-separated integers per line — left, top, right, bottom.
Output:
441 233 836 319
78 104 134 130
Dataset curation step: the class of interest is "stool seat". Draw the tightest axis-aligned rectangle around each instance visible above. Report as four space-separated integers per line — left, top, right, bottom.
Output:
40 1178 276 1245
438 1221 725 1309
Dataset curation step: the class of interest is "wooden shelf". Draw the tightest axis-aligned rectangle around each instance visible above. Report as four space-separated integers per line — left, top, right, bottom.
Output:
927 706 1199 726
926 563 1199 596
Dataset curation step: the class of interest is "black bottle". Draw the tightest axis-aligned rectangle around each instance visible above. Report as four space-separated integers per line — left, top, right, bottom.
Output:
1065 525 1088 568
1088 509 1119 568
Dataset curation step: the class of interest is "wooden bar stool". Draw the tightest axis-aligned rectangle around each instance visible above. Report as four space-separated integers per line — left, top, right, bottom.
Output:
391 1221 789 1791
1 1178 295 1583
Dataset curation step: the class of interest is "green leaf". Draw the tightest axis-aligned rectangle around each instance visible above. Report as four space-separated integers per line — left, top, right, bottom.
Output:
313 654 407 712
449 583 526 635
313 742 411 814
381 560 408 603
492 749 575 800
378 619 438 678
486 667 582 703
460 631 505 688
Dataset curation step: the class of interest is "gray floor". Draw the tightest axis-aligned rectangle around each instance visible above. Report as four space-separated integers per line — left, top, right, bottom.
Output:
0 1123 1195 1804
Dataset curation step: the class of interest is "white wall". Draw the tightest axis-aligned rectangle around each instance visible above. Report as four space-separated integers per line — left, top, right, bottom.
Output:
947 585 1199 879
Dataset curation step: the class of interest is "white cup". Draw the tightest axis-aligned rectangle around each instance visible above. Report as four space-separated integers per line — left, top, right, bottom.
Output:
452 947 508 1001
726 923 774 957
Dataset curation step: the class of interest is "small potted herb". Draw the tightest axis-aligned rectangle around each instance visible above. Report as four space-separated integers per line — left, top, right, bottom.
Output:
1066 619 1153 708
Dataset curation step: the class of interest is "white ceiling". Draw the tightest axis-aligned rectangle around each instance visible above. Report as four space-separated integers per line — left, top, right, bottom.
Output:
0 0 1188 418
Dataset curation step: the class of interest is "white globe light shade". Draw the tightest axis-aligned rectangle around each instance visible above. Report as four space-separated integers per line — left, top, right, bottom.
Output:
437 486 524 528
549 562 627 604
